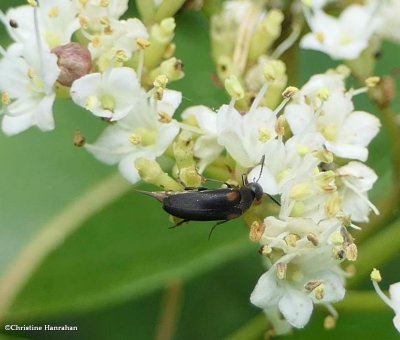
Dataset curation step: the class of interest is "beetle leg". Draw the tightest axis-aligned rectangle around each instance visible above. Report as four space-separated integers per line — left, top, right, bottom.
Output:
208 220 228 240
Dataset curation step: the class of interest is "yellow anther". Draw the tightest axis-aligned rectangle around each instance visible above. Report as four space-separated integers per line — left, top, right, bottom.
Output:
365 76 380 88
317 87 330 101
249 221 265 242
282 86 299 98
137 38 151 49
276 262 287 280
307 233 319 246
345 243 358 261
258 128 271 143
158 111 172 123
370 268 382 282
290 182 312 201
115 50 128 63
129 133 142 145
85 96 98 110
91 36 102 48
79 15 90 29
2 92 11 106
27 0 38 7
316 32 325 43
48 6 59 18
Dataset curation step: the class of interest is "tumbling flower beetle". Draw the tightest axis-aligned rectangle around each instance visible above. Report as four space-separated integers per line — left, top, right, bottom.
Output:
137 156 278 237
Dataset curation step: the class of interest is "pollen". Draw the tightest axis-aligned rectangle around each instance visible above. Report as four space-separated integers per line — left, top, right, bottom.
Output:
276 262 287 280
100 0 110 7
316 87 330 101
48 6 59 18
345 243 358 261
2 92 10 106
365 76 380 88
27 0 38 7
370 268 382 282
325 192 342 217
85 96 98 110
324 315 336 330
100 94 116 112
249 221 265 242
258 127 271 143
158 111 172 123
100 17 110 26
285 233 299 247
297 144 310 156
137 38 151 49
115 50 128 63
79 15 90 29
316 32 325 43
91 36 102 48
307 233 319 246
79 0 88 6
129 133 142 145
321 123 337 141
27 67 36 79
290 182 312 201
314 283 325 300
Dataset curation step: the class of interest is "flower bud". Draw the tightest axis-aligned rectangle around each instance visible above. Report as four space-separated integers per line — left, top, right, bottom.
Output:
52 43 92 87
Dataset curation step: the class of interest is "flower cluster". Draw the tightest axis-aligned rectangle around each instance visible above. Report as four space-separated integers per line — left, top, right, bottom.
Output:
0 0 398 336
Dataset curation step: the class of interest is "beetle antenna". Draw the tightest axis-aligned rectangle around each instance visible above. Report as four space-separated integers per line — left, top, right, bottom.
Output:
255 155 266 183
267 194 281 206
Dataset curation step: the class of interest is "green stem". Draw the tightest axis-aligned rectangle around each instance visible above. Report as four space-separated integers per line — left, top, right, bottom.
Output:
0 173 131 324
349 216 400 287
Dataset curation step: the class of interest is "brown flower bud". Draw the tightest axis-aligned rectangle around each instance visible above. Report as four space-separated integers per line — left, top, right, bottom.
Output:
52 43 92 87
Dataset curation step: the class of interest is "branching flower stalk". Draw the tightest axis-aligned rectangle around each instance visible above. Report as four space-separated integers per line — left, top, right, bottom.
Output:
0 0 399 336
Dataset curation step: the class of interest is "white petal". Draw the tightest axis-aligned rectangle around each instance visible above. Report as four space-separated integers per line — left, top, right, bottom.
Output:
85 125 133 165
2 113 34 135
250 270 282 308
181 105 217 135
157 89 182 116
325 141 368 161
339 111 381 147
278 286 313 328
390 283 400 311
118 153 142 184
193 135 224 173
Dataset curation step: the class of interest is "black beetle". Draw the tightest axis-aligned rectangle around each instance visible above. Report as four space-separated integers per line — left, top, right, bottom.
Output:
137 156 278 238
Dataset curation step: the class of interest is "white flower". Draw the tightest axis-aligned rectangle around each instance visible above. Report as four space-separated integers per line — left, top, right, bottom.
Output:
181 105 224 173
0 43 60 135
216 104 278 168
375 0 400 43
251 239 345 328
372 276 400 333
285 73 381 161
301 5 380 60
1 0 79 49
85 89 181 183
70 67 142 121
88 18 148 67
247 133 323 196
75 0 128 31
336 161 378 222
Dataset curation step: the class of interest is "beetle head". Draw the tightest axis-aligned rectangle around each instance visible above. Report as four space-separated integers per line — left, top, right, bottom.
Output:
247 182 264 201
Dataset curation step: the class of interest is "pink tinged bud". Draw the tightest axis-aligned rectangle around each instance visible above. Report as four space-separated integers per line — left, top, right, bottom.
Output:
52 43 92 87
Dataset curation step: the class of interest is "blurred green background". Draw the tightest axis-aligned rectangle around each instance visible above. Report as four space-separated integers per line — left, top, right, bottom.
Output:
0 1 399 339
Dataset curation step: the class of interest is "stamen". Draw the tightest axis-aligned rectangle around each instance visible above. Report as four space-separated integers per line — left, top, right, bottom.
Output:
249 83 268 112
271 23 301 59
342 178 380 215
